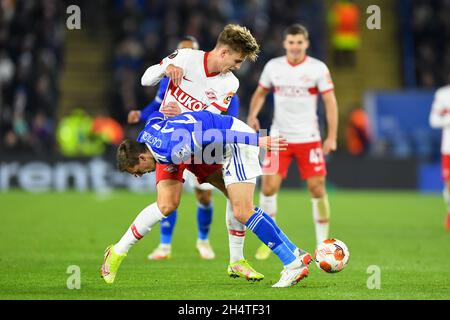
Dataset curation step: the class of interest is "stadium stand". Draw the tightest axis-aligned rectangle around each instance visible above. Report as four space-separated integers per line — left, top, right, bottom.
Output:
410 0 450 88
0 0 64 155
109 0 326 134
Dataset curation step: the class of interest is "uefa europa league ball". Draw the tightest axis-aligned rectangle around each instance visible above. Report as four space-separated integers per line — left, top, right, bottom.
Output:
314 239 350 273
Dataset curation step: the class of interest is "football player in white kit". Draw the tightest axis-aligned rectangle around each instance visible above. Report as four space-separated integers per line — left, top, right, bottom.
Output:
247 24 339 259
429 73 450 230
128 37 220 261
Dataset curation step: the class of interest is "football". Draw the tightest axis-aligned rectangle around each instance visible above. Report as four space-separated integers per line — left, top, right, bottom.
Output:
314 239 350 273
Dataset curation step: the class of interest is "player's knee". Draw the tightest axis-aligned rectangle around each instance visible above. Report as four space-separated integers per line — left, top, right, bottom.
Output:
196 190 212 206
157 200 179 216
308 183 325 198
261 183 278 196
231 203 253 224
233 211 248 224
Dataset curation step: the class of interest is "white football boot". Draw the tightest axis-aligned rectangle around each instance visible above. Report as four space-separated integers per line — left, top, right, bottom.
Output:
147 244 171 260
272 258 309 288
196 239 215 260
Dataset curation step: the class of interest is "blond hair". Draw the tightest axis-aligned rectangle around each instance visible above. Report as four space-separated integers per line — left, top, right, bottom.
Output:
216 24 260 62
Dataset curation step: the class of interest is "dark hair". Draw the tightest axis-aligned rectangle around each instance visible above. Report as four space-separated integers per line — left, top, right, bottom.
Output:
116 139 147 172
179 35 199 49
283 24 309 39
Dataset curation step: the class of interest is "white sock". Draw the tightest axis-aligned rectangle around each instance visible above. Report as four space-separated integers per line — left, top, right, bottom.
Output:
285 257 302 270
114 203 166 254
311 195 330 245
226 199 246 263
260 193 277 220
159 243 171 250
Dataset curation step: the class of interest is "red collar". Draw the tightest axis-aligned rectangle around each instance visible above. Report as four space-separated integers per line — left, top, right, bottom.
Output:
286 55 308 67
204 52 220 77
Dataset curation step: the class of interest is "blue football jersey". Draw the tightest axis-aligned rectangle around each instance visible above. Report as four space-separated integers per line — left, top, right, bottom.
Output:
137 111 258 164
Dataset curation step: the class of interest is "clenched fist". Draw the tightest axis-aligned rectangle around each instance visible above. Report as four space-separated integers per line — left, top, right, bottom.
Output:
127 110 141 124
161 102 181 118
165 64 184 87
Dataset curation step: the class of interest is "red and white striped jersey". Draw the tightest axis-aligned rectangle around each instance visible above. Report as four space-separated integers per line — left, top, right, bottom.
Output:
429 85 450 154
258 55 334 143
141 48 238 115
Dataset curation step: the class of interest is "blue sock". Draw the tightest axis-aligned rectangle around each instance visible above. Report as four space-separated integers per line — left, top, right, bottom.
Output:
245 209 296 266
160 209 177 244
255 207 297 253
197 202 213 240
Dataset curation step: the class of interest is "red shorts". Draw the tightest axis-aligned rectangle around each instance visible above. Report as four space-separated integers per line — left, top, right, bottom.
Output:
442 155 450 180
262 141 327 180
156 163 222 184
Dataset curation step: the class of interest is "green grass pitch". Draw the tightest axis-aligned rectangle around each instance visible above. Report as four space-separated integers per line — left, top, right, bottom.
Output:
1 190 449 300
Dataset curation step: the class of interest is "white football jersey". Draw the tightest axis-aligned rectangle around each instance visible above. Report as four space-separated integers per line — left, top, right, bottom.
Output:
258 55 334 143
141 48 238 114
429 85 450 154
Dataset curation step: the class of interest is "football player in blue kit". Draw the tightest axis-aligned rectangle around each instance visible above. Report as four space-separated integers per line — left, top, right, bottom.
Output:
102 110 312 288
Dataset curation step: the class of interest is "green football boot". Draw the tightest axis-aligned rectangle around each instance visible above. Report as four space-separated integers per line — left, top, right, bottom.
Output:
101 245 126 284
255 243 272 260
227 259 264 282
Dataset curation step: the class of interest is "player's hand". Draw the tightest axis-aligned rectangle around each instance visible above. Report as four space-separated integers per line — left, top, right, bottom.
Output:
323 137 337 155
161 102 181 118
258 136 288 152
127 110 141 124
247 116 260 131
165 64 184 87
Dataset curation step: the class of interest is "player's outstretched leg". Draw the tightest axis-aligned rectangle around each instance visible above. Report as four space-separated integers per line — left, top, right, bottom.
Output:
196 200 215 260
255 208 312 266
256 174 284 260
101 202 166 284
255 193 277 260
244 207 309 288
148 210 177 260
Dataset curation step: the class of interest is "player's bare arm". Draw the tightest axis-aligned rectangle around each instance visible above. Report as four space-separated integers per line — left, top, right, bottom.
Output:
247 86 269 131
322 90 339 155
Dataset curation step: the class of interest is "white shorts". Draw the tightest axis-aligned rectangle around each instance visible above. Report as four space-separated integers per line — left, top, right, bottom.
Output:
183 170 215 191
222 119 262 187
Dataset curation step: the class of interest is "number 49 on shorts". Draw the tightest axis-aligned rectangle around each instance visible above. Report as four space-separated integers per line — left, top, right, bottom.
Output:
309 148 324 164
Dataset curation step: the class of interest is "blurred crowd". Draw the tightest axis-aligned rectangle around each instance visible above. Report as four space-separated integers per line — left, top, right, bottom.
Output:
0 0 64 155
108 0 326 130
2 0 450 157
411 0 450 88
